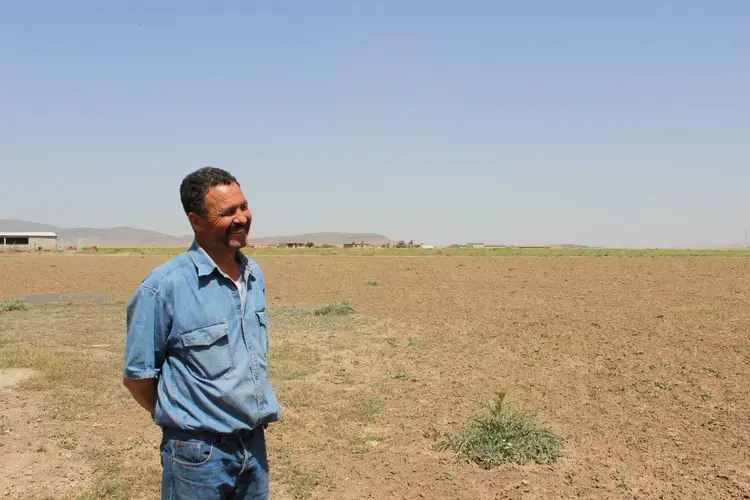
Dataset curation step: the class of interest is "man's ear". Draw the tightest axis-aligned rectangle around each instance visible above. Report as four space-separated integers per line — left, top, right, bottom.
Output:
187 212 203 233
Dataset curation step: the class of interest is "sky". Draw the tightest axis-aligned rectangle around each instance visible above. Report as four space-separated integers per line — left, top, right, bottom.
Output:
1 1 748 248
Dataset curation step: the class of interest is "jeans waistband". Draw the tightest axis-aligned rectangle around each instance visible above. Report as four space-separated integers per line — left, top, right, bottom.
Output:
162 426 259 443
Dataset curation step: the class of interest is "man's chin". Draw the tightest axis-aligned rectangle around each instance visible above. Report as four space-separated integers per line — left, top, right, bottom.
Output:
227 235 247 249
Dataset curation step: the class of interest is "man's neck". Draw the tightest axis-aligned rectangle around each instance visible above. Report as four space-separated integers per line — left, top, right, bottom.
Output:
196 239 240 281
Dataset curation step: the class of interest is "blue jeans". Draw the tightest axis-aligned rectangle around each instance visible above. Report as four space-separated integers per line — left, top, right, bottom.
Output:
160 427 269 500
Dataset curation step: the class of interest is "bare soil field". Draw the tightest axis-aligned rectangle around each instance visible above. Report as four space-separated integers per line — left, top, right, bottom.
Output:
1 252 749 499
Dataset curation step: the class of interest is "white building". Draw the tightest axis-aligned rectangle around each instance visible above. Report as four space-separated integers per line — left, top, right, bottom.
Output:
0 232 58 251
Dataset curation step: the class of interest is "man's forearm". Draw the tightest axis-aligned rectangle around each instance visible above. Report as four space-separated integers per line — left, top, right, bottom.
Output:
123 377 158 417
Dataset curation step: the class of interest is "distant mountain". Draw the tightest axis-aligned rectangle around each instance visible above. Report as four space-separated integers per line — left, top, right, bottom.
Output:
0 219 193 247
0 220 59 233
0 220 395 247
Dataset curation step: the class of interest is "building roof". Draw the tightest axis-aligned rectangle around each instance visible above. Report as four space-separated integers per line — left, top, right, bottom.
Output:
0 232 58 237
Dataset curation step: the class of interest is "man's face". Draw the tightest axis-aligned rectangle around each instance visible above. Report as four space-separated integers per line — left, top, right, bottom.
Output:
190 182 252 251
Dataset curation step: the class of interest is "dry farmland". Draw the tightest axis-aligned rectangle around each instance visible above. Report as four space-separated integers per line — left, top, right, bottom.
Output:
1 251 749 499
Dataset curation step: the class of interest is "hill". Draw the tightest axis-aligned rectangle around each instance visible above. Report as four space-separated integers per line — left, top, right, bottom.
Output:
0 220 394 247
0 219 193 247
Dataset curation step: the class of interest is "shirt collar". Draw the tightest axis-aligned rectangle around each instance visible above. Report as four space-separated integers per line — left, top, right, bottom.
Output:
188 240 255 279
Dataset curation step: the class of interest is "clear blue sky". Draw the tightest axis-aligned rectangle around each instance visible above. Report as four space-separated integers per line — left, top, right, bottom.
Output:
1 1 748 247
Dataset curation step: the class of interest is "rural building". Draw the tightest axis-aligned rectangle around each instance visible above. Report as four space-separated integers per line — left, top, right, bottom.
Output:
467 242 485 249
343 241 368 248
0 231 58 251
278 242 307 248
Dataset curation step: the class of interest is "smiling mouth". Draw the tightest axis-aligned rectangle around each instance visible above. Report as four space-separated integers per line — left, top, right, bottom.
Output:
229 225 248 237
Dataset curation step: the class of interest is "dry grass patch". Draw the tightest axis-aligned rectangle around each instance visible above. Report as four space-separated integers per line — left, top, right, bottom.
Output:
347 393 384 423
313 300 354 316
273 444 336 499
0 299 26 312
0 302 152 498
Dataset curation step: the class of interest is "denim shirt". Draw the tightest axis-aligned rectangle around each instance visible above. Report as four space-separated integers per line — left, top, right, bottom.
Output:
123 241 282 433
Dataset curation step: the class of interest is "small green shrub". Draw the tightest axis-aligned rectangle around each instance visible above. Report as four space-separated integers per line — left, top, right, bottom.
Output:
366 280 379 286
313 301 354 316
0 300 26 312
435 391 563 468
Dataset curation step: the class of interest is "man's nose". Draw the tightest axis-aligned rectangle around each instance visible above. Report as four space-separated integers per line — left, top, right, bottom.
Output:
234 210 248 225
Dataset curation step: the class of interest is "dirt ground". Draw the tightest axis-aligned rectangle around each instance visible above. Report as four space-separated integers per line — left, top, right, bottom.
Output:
1 252 749 499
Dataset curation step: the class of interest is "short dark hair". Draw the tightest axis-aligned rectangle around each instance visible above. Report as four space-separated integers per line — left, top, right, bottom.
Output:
180 167 239 215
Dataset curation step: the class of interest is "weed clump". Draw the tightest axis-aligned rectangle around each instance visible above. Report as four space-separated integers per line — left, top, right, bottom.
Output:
0 300 26 312
434 391 563 468
313 301 354 316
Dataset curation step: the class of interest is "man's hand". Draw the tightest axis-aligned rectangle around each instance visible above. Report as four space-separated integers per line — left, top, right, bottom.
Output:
122 377 158 417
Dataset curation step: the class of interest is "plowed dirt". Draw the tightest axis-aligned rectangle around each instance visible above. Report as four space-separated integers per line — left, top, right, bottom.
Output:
1 252 748 499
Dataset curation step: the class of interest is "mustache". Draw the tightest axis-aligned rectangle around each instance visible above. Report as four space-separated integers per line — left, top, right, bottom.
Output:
228 221 251 233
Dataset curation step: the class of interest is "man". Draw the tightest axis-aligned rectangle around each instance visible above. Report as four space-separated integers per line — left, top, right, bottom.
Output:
122 167 281 499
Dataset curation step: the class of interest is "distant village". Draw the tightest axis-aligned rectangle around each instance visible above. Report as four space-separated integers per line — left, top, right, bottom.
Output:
248 240 560 250
0 230 567 252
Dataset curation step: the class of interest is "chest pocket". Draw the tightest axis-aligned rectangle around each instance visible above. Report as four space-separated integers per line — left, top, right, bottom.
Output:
180 322 235 380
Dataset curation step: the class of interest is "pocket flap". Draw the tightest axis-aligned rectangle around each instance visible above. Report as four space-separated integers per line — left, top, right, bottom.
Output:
256 310 269 327
181 323 229 347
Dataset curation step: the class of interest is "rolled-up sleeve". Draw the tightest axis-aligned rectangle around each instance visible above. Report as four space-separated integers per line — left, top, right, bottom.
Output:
123 285 171 379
